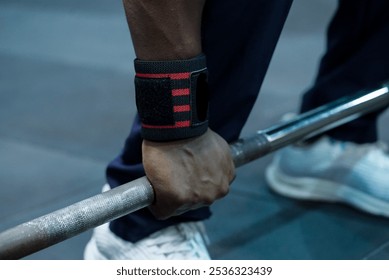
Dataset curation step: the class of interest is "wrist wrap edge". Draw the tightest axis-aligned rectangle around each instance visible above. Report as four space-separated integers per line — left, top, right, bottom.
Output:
134 54 209 141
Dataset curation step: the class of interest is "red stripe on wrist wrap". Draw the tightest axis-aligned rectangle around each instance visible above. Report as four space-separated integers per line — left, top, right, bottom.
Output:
134 54 209 141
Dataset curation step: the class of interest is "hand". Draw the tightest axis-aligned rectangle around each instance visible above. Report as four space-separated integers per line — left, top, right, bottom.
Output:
142 129 235 219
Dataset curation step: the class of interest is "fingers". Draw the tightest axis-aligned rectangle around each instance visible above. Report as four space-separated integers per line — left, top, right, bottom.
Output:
143 129 235 220
148 175 231 220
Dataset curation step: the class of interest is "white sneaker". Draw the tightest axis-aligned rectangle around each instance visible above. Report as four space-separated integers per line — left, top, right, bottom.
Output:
265 136 389 217
84 221 210 260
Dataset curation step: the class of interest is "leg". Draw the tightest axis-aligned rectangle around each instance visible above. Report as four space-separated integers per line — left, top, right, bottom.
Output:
301 0 389 143
266 0 389 217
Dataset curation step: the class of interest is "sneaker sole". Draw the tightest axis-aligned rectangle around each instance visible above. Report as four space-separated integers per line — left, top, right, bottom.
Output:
265 159 389 218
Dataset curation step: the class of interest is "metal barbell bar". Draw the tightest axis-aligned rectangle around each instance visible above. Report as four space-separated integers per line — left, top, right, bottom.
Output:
0 83 388 259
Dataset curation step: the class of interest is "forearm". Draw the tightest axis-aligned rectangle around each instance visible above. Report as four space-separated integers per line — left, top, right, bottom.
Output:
122 0 206 60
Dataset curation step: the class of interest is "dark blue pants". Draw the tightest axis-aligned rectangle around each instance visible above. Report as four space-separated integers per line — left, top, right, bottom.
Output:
106 0 389 242
301 0 389 143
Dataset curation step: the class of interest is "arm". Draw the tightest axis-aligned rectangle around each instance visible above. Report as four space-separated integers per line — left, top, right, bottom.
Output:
123 0 204 60
123 0 235 219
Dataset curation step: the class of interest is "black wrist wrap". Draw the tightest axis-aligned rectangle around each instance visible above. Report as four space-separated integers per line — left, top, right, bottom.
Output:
134 54 209 141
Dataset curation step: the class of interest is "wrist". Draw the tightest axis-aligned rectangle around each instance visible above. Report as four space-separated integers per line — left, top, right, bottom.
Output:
135 54 209 141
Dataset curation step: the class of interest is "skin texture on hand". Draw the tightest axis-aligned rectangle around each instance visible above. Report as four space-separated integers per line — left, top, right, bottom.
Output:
143 129 235 219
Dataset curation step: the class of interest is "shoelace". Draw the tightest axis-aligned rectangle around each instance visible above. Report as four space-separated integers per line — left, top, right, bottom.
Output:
143 224 207 259
329 138 389 170
330 138 388 153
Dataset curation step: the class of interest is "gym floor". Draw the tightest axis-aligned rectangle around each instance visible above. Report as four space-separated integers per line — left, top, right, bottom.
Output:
1 0 389 260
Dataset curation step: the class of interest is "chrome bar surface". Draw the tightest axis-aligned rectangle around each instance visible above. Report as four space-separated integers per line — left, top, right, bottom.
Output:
230 83 389 166
263 85 389 152
0 177 154 260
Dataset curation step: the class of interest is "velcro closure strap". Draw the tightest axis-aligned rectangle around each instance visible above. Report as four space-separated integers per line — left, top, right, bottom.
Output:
134 54 209 141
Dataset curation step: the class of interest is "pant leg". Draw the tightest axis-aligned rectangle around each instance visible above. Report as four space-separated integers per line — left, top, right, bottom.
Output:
301 0 389 143
106 0 293 243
